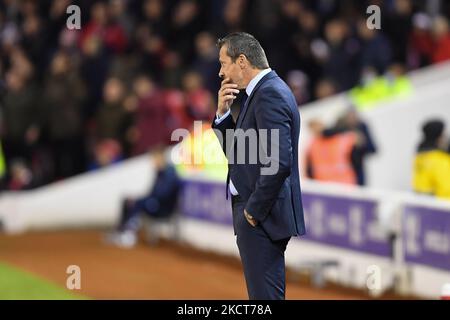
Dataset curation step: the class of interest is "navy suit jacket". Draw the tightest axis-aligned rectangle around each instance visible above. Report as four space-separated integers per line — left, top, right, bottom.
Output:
212 71 306 241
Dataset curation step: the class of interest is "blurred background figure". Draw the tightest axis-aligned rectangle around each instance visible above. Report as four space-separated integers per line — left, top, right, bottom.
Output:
305 119 357 185
385 0 414 65
321 18 359 92
408 12 434 69
105 145 182 248
413 119 450 199
356 17 393 78
430 15 450 64
2 67 40 176
286 70 310 106
93 76 132 159
323 107 377 186
305 107 377 186
192 31 220 95
182 70 215 124
130 74 171 155
42 51 86 181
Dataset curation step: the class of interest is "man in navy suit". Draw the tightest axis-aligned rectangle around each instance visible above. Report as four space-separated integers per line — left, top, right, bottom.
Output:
211 32 306 300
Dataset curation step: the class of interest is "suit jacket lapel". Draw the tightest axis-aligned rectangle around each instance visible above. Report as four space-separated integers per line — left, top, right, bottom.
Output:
231 71 278 153
235 71 277 129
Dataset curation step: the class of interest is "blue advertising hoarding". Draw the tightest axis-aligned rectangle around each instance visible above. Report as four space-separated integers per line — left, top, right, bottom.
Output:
180 179 392 257
403 205 450 271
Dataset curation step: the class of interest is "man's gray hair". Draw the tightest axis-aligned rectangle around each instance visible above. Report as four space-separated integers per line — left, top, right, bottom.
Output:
217 32 269 69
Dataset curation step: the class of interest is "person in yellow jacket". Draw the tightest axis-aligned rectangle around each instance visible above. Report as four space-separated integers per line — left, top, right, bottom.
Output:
413 120 450 200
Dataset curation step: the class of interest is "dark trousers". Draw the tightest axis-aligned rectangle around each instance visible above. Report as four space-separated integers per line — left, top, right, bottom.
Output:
232 195 290 300
119 197 162 232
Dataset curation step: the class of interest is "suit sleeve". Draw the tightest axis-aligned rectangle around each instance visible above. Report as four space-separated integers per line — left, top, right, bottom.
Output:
211 112 236 157
245 88 293 222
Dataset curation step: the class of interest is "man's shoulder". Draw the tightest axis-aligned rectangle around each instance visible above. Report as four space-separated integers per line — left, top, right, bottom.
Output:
257 76 296 106
258 74 291 94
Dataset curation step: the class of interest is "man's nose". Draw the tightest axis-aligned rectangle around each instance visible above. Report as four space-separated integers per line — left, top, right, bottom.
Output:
219 69 224 79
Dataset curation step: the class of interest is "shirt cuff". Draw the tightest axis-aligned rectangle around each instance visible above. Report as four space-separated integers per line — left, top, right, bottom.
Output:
214 109 231 125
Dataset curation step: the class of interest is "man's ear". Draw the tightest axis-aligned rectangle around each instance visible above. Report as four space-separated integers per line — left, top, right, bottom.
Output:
238 54 247 69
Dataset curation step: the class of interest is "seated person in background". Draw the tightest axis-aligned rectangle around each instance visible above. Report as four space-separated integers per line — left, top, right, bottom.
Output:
413 120 450 200
106 145 182 248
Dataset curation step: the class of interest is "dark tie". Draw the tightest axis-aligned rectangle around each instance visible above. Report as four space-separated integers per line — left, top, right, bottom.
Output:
236 92 248 126
226 92 248 200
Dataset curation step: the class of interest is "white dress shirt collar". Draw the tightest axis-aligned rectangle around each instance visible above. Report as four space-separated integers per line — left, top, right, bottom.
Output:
245 68 272 96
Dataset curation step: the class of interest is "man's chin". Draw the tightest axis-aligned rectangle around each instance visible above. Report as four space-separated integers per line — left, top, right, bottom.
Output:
228 79 244 90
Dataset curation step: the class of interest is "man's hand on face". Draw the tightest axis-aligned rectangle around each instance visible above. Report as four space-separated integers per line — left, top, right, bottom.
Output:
244 209 258 227
217 77 239 117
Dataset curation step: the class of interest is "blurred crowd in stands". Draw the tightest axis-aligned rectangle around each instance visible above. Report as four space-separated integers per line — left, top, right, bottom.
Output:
0 0 450 192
